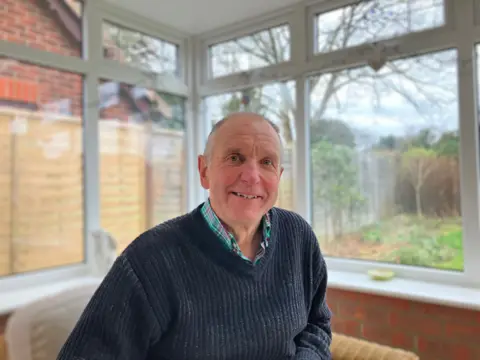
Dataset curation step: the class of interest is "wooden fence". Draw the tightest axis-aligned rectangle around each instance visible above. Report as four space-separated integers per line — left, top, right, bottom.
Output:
0 108 187 276
0 108 84 276
0 108 294 277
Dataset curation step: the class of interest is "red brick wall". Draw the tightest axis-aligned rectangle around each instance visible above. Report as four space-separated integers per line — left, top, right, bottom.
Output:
0 62 83 116
98 82 143 122
0 0 81 57
0 314 6 360
328 288 480 360
0 0 83 116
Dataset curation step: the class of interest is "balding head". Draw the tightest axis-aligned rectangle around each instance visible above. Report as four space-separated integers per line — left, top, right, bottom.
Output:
197 111 284 229
204 112 283 162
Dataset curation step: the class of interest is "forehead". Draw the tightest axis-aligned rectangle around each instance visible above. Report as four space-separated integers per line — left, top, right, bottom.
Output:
213 117 281 155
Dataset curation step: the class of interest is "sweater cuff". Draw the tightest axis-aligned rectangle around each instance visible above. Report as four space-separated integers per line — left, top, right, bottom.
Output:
293 350 320 360
294 355 311 360
294 348 331 360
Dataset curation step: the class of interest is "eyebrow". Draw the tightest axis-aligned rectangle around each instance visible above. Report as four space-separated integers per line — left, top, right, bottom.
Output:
223 147 280 161
224 147 242 155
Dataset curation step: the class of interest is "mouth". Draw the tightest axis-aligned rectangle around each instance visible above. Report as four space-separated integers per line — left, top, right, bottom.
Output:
231 192 262 200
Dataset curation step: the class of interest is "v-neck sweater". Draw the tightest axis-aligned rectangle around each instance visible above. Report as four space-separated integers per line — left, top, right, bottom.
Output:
200 198 271 263
57 204 332 360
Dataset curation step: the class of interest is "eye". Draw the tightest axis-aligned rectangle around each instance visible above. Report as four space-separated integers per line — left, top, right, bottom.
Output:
262 159 274 166
228 154 241 163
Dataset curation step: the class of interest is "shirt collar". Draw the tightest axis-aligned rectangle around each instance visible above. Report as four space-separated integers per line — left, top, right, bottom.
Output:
201 199 271 243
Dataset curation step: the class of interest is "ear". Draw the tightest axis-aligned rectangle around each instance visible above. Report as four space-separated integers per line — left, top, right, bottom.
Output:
198 155 210 190
279 165 284 178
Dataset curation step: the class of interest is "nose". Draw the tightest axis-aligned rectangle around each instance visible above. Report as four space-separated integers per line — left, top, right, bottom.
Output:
240 160 261 185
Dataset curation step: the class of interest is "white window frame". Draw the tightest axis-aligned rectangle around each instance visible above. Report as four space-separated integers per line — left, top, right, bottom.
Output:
0 0 195 299
198 6 297 94
2 0 480 312
307 0 456 60
473 0 480 26
197 0 480 293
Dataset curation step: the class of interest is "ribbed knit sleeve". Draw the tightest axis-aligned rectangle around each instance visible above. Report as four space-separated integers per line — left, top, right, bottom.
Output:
57 254 162 360
294 226 332 360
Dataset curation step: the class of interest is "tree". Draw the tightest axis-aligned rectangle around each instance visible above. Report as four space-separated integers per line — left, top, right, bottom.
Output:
221 88 266 116
433 131 459 157
407 129 435 149
101 27 183 129
219 84 296 144
104 25 176 75
311 140 365 241
213 1 454 145
401 147 438 217
374 128 459 156
310 119 356 147
375 134 399 150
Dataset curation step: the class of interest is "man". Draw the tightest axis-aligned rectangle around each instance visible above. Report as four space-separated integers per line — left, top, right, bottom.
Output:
58 112 332 360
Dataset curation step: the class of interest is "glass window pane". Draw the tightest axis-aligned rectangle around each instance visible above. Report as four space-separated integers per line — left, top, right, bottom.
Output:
316 0 444 53
99 80 186 253
0 58 84 276
1 0 83 57
103 22 179 75
309 49 463 271
204 81 296 210
209 25 290 78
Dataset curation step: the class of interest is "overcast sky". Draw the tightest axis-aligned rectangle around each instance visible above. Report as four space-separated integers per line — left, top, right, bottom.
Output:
206 47 459 148
205 0 463 148
311 48 458 145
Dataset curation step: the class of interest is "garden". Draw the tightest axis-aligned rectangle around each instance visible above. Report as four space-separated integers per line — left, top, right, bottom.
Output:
312 124 464 271
318 214 463 271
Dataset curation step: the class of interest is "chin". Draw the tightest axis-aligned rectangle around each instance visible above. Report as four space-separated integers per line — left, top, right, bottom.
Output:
228 207 265 223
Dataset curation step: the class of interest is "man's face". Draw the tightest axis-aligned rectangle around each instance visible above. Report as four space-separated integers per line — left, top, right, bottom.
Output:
198 115 284 227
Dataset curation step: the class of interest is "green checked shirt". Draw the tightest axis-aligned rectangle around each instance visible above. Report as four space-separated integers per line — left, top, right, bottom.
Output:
200 199 271 264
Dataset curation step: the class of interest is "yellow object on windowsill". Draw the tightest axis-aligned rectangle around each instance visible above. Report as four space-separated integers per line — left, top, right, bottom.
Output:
368 269 395 281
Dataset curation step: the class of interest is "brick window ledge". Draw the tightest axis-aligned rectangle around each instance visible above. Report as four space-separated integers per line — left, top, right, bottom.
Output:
328 270 480 311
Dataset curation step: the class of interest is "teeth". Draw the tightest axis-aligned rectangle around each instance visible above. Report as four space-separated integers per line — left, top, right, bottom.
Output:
234 192 258 199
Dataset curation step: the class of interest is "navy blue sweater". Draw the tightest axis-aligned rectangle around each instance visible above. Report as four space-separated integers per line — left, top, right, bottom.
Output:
58 205 332 360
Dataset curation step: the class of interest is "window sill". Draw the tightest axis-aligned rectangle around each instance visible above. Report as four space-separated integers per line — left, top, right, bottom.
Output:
0 276 101 316
328 270 480 311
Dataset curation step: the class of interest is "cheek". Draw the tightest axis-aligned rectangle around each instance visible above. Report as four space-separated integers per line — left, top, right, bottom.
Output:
262 172 281 191
212 168 240 186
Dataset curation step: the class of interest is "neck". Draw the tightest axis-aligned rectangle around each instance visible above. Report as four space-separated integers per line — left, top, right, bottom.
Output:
208 200 264 246
226 222 261 246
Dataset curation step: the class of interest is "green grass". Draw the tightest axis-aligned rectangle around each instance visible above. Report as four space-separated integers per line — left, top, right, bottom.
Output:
363 216 464 271
317 214 464 271
316 214 463 271
434 251 464 270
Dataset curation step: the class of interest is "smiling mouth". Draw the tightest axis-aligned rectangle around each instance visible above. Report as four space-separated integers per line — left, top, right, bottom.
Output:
232 192 261 199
